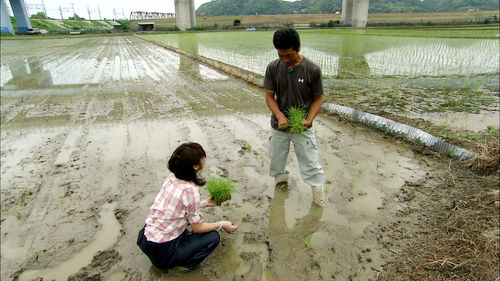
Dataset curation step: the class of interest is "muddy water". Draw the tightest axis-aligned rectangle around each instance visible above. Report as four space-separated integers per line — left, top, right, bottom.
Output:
1 36 441 281
18 203 121 281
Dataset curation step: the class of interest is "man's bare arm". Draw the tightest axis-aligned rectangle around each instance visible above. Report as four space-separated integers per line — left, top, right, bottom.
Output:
265 89 288 128
303 94 322 128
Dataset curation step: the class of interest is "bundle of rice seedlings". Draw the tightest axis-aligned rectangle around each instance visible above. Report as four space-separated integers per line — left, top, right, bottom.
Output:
206 177 236 205
286 106 307 134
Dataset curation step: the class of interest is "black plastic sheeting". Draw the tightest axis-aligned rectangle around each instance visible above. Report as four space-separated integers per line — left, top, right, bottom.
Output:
323 103 476 161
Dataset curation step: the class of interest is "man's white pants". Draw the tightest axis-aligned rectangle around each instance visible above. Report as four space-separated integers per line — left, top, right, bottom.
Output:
269 128 325 188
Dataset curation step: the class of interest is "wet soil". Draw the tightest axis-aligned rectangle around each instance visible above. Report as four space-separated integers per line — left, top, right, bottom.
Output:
1 36 497 281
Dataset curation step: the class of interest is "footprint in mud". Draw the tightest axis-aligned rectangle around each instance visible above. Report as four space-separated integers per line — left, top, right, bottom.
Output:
68 249 122 281
233 252 262 281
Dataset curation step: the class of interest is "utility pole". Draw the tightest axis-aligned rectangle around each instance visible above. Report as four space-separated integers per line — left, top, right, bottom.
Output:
87 6 91 20
41 0 47 18
98 5 102 20
70 2 75 18
59 5 63 20
113 8 117 20
122 8 125 20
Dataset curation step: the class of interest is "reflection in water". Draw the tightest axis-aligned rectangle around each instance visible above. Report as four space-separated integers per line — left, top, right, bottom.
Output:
268 186 324 281
0 37 230 89
337 35 370 78
196 44 339 77
2 57 53 89
178 35 229 81
148 32 499 79
179 33 200 77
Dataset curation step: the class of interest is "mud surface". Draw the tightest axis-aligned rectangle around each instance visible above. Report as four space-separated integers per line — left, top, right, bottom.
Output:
0 36 467 280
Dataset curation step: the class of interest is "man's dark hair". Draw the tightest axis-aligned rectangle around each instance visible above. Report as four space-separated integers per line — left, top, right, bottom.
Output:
273 28 301 51
168 142 206 186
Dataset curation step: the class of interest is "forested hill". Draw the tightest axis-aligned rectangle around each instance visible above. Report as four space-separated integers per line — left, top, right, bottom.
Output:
196 0 499 16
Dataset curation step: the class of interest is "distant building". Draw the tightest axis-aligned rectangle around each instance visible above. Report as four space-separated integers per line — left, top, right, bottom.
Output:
137 22 155 31
108 21 122 31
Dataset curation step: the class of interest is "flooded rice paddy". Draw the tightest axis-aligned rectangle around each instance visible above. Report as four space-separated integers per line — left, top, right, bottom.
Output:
143 29 499 132
0 34 490 280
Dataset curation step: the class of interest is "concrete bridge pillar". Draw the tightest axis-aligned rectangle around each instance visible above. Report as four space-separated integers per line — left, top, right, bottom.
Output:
174 0 196 31
1 0 15 34
1 0 31 34
8 0 31 32
342 0 369 28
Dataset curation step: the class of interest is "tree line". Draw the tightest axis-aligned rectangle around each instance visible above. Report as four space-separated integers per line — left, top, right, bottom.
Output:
196 0 498 16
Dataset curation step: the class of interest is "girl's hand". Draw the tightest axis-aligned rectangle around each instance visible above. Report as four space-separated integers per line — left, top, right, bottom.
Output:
221 220 238 233
202 198 217 207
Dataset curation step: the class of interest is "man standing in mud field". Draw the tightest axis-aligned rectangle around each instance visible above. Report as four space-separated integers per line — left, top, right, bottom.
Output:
264 27 325 207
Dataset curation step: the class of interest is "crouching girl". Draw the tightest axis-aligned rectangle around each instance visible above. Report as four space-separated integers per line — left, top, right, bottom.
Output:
137 142 237 271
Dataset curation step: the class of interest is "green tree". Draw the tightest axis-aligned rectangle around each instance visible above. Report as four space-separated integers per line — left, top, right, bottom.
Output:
68 13 85 20
30 12 47 19
196 0 499 16
116 19 131 31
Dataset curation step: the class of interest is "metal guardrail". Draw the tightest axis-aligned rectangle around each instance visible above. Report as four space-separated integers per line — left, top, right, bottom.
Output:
323 103 477 160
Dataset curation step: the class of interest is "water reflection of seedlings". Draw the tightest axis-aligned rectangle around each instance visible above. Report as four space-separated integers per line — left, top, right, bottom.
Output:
126 124 130 145
327 225 334 236
358 164 365 175
301 236 313 250
18 187 32 208
28 240 38 262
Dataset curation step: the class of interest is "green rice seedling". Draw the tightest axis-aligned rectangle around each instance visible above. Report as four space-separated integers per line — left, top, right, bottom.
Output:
206 177 236 205
301 236 313 250
286 106 307 134
327 225 334 236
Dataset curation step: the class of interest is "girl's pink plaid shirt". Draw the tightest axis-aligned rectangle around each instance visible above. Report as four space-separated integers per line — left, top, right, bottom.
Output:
144 173 204 243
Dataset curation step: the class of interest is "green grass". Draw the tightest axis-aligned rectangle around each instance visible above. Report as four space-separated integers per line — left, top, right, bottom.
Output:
286 106 307 134
30 19 61 30
487 125 500 137
62 20 95 29
206 177 236 204
90 21 108 27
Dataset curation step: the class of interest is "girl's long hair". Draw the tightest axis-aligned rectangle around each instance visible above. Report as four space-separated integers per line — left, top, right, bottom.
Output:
168 142 206 186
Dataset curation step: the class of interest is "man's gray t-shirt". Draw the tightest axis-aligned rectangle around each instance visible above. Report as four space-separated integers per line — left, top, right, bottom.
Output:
263 56 323 130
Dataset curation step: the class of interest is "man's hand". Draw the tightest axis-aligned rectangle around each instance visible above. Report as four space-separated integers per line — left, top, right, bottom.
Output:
277 116 289 129
303 119 313 128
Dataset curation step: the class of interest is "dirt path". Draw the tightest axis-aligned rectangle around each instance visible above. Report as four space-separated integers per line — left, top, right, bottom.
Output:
1 36 448 281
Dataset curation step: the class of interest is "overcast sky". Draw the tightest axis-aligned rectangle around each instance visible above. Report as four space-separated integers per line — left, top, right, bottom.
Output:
10 0 214 20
